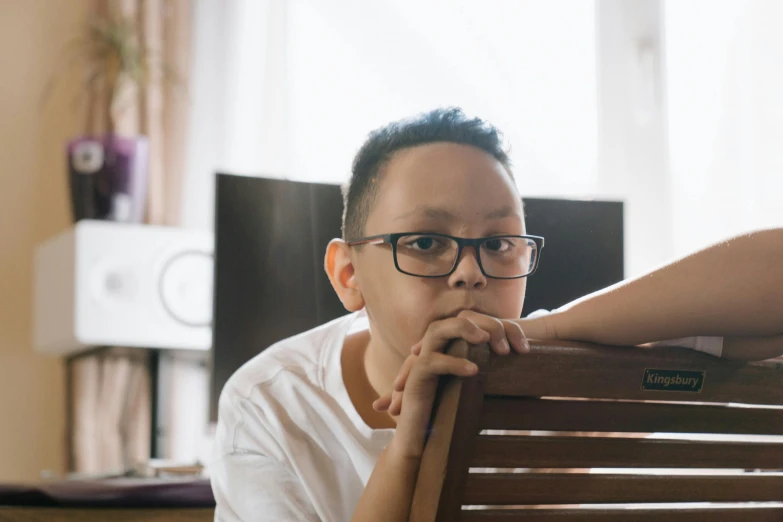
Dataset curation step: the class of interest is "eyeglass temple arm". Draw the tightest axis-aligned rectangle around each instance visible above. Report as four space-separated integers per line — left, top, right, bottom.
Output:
347 234 389 246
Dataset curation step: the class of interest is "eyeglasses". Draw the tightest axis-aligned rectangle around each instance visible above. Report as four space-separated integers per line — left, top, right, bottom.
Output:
347 232 545 279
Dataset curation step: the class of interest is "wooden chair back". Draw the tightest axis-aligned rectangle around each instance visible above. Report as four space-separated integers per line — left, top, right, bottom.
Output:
408 340 783 521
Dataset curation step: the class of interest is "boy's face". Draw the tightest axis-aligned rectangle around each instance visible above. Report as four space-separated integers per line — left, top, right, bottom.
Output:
354 142 527 358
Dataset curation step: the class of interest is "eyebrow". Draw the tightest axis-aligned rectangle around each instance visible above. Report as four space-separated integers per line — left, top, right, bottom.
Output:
484 205 519 220
394 205 520 222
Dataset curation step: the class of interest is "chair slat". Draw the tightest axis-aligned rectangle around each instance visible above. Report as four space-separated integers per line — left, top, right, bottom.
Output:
462 473 783 505
470 435 783 469
480 396 783 435
459 506 783 522
483 343 783 405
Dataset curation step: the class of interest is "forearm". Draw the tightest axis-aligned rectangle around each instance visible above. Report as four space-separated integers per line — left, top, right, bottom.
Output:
351 437 420 522
537 228 783 345
722 333 783 361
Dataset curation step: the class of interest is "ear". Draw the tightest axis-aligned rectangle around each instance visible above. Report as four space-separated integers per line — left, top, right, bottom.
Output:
325 239 365 312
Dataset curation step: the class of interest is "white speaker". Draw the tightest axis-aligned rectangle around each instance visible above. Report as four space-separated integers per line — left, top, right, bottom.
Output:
33 220 214 356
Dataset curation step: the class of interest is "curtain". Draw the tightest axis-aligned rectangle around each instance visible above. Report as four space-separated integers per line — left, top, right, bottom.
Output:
664 0 783 256
181 0 599 231
67 0 192 475
182 0 292 230
68 348 151 474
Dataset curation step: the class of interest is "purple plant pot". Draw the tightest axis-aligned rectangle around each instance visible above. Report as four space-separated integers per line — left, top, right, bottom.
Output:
67 134 150 223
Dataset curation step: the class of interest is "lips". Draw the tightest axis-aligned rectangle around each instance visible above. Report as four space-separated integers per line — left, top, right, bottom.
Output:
439 306 492 319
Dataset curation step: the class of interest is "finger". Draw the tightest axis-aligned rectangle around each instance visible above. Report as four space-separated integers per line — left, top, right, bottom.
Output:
393 353 480 453
410 341 422 356
390 352 481 415
419 317 491 357
415 351 479 379
393 354 417 392
393 354 478 418
502 319 530 354
372 395 392 411
390 355 416 415
457 310 510 355
388 390 404 416
396 353 478 416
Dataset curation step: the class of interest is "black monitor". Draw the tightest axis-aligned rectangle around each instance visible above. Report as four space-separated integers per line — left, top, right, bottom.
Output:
210 173 624 420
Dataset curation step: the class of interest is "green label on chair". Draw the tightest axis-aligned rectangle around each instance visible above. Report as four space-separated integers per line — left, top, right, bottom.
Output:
642 369 705 392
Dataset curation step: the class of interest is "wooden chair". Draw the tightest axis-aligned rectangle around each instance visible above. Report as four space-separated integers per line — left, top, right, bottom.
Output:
409 340 783 521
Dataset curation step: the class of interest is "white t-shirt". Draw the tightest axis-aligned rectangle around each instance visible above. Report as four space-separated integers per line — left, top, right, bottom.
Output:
211 310 391 522
211 310 723 521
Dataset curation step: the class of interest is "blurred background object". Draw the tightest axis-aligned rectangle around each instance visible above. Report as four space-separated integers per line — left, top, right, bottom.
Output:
61 8 155 224
6 0 195 480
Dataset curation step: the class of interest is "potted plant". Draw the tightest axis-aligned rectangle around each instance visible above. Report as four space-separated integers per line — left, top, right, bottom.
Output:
46 9 174 223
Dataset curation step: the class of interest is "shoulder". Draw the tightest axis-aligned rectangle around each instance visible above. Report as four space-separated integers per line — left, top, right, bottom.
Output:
222 313 358 400
215 313 360 449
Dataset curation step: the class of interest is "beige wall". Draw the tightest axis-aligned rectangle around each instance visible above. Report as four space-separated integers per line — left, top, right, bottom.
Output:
0 0 94 481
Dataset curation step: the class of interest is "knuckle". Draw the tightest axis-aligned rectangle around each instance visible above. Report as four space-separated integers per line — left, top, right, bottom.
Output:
426 320 447 336
486 317 505 335
504 319 524 335
417 352 436 367
455 316 474 329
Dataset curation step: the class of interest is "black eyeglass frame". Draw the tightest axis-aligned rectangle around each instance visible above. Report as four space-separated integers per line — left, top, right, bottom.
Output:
347 232 545 279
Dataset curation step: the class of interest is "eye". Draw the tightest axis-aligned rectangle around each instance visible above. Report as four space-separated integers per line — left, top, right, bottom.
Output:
414 237 434 250
483 238 512 252
400 235 450 253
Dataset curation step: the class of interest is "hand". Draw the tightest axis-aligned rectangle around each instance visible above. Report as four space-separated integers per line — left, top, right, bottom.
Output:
376 310 531 416
375 311 530 459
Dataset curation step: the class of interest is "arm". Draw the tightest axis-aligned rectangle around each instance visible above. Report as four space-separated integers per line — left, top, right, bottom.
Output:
518 228 783 359
354 315 526 521
722 333 783 360
350 439 422 522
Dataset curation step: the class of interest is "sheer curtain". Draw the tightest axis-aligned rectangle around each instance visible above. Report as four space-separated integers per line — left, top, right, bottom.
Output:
69 0 192 475
182 0 599 230
183 0 783 280
664 0 783 256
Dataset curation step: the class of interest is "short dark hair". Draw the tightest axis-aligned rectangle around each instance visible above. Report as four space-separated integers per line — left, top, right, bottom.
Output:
341 107 512 240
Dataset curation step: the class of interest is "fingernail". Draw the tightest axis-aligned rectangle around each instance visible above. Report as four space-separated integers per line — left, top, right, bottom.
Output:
523 339 531 352
465 362 478 373
500 338 510 354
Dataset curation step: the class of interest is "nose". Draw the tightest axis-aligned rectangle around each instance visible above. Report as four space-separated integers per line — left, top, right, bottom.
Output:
447 246 487 289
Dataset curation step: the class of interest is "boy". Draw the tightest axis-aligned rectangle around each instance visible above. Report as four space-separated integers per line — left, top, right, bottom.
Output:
211 108 783 522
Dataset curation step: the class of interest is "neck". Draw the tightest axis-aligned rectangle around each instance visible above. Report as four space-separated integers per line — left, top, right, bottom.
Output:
364 335 407 401
341 329 405 430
